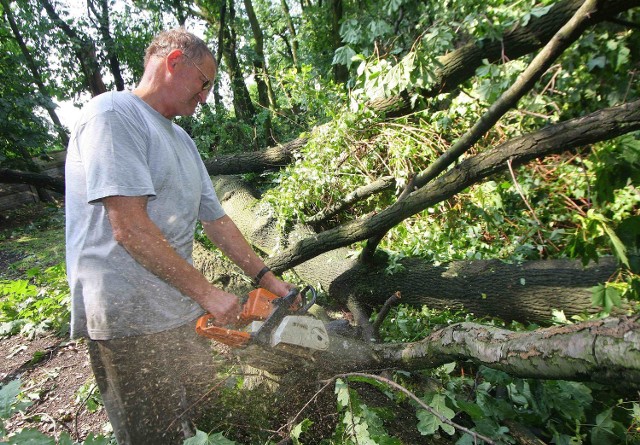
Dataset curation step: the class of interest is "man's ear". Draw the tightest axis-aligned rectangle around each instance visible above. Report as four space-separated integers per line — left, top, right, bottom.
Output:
165 49 184 74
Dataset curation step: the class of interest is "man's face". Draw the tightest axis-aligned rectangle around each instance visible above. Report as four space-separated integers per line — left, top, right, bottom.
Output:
175 53 216 117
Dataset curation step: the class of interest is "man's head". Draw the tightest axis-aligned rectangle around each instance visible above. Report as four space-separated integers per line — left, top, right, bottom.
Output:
144 29 215 71
139 28 217 118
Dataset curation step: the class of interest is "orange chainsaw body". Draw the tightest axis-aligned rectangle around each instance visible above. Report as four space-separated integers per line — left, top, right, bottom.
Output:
196 288 283 347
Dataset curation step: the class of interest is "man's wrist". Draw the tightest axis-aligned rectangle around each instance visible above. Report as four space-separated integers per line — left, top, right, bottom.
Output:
252 266 271 286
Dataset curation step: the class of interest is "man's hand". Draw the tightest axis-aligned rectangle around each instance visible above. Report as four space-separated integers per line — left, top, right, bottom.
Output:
202 289 242 326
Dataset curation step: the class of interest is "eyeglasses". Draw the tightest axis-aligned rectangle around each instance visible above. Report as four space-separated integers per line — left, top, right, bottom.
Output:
184 55 212 92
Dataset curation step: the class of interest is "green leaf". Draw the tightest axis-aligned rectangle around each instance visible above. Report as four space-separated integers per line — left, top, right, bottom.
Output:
291 418 313 445
417 394 456 436
335 379 350 409
587 56 606 71
591 284 622 313
332 46 357 68
5 428 55 444
591 408 625 445
183 430 236 445
598 218 630 268
0 380 30 419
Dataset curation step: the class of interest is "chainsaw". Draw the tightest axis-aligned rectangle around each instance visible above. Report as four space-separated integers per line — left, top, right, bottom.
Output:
195 285 330 356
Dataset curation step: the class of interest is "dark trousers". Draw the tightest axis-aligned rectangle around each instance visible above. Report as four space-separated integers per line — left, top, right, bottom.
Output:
88 320 217 445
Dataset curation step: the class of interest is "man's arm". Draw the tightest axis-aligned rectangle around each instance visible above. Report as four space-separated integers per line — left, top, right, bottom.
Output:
201 215 293 298
103 195 241 325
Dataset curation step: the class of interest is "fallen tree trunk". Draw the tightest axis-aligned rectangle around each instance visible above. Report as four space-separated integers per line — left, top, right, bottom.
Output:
202 101 637 323
0 168 65 194
197 175 617 324
264 100 640 272
230 315 640 388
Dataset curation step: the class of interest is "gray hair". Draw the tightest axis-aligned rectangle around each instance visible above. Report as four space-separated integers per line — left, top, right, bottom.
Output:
143 28 215 68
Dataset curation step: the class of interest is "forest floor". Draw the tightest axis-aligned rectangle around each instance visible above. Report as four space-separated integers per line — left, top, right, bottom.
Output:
0 203 111 442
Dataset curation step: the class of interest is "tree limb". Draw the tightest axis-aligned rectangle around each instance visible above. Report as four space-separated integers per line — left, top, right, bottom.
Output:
403 0 598 196
306 176 395 226
363 0 599 258
200 176 617 323
231 316 640 388
202 0 639 174
0 168 65 194
265 99 640 271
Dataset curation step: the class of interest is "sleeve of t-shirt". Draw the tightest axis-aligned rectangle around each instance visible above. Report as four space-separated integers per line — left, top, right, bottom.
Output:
78 110 156 204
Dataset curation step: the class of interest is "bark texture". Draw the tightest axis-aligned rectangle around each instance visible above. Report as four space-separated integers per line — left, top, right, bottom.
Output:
0 168 65 194
226 316 640 388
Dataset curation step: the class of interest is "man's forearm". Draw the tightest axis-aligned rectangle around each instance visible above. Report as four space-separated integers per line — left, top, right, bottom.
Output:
201 215 269 280
201 216 293 296
104 196 217 306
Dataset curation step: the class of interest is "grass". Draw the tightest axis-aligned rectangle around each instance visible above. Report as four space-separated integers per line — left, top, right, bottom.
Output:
0 203 65 280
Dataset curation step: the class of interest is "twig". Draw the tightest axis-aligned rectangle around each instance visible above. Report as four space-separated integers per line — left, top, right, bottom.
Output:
372 292 401 340
275 378 336 437
507 158 541 227
307 176 395 225
74 381 98 441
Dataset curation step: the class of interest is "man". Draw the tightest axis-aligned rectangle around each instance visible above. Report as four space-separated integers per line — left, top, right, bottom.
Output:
65 28 292 444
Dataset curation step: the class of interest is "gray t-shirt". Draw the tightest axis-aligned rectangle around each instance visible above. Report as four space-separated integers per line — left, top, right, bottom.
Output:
65 91 225 340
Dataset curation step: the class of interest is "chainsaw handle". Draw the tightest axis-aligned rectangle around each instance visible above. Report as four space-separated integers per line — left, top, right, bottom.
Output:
274 285 316 313
298 285 316 313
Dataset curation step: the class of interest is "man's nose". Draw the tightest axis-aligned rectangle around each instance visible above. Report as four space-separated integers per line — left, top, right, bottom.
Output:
197 89 210 104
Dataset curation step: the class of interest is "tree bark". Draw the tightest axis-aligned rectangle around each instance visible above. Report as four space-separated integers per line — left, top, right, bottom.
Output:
221 0 257 122
88 0 125 91
243 0 275 144
280 0 300 69
0 168 65 194
224 315 640 388
40 0 107 97
330 0 348 83
204 136 307 174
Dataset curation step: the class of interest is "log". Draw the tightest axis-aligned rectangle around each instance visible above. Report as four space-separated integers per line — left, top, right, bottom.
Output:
227 315 640 388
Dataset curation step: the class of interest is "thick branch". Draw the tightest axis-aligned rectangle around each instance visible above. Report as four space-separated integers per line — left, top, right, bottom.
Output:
206 177 616 323
373 315 640 387
371 0 640 117
203 0 639 175
204 138 306 175
232 316 640 388
265 100 640 271
405 0 597 194
306 176 395 225
0 168 65 194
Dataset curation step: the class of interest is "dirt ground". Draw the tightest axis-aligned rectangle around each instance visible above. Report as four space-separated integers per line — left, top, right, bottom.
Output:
0 334 110 441
1 204 111 442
